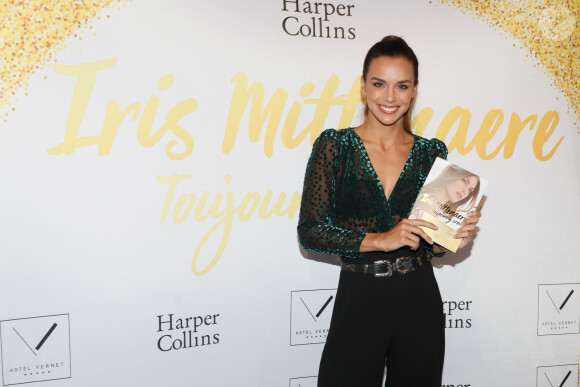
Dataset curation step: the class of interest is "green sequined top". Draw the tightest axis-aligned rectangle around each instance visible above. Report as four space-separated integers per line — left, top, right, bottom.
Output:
298 128 448 260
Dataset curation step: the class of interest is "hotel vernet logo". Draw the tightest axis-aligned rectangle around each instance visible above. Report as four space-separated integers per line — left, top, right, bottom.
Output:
290 289 336 345
0 314 71 386
537 283 580 336
289 376 317 386
536 364 578 387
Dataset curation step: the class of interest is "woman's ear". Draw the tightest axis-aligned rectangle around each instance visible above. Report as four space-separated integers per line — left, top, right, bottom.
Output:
360 76 366 97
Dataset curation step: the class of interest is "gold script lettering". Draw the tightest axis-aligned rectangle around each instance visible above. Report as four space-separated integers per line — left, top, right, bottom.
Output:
48 60 196 159
157 174 301 276
223 72 361 157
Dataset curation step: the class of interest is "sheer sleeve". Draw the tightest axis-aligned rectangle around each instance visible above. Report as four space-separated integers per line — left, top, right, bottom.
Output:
428 138 448 163
297 130 367 258
425 137 449 259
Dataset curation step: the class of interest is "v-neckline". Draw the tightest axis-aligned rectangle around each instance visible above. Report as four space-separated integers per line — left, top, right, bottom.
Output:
349 128 416 205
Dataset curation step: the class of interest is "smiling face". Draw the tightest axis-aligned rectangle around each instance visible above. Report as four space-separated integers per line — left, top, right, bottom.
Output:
445 175 479 203
361 56 417 129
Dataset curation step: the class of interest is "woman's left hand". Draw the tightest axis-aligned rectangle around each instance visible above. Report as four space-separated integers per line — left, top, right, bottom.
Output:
454 209 481 250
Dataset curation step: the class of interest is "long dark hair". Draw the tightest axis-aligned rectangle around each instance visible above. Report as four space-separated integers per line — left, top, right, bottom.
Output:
362 35 419 134
423 165 481 216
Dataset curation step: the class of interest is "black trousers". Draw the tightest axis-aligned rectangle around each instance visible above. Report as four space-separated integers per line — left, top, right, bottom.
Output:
318 259 445 387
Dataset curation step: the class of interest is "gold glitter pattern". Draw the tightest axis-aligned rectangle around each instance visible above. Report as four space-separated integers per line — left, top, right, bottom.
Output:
431 0 579 127
0 0 132 120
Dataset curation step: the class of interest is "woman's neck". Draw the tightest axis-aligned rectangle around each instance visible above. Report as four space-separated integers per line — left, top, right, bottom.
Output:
356 120 411 147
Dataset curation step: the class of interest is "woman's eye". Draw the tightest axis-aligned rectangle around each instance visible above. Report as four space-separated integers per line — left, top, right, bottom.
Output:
373 82 383 87
398 85 408 90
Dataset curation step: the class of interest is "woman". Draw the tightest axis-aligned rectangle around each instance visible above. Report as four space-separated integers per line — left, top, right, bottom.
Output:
420 164 481 217
297 36 481 386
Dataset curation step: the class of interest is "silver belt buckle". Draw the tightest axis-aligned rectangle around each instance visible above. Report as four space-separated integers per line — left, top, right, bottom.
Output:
396 256 416 274
373 260 393 277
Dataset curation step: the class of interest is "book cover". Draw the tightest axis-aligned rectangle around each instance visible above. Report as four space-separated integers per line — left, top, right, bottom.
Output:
409 157 488 252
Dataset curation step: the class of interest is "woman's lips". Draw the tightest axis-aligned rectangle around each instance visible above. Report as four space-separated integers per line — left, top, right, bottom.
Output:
379 105 398 114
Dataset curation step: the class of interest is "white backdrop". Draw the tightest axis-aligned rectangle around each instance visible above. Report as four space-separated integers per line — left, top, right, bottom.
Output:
1 1 579 386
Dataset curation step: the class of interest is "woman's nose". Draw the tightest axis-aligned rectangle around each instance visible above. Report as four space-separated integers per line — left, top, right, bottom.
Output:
384 87 395 102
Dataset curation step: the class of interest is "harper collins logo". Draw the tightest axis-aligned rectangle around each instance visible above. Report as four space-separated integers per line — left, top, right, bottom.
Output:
281 0 356 39
156 313 220 352
443 299 473 329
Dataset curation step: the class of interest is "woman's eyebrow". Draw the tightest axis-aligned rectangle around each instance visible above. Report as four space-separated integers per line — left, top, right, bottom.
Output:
369 77 413 84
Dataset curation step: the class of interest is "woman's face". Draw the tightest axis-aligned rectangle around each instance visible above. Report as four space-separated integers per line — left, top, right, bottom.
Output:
445 175 478 203
361 56 417 128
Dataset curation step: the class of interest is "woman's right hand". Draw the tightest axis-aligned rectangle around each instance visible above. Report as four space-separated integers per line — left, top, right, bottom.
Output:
360 219 438 252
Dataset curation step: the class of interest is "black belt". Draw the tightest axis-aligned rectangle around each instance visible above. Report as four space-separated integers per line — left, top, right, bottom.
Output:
341 256 428 277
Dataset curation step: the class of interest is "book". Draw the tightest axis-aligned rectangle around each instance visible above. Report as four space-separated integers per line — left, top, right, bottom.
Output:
409 157 488 252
